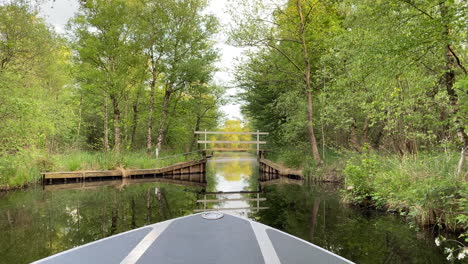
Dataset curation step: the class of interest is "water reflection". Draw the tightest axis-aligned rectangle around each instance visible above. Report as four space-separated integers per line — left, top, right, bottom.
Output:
205 152 259 217
43 173 207 191
0 152 450 264
0 183 202 263
252 184 447 263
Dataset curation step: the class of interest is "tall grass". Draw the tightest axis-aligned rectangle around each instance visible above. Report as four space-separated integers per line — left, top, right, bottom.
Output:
52 151 202 171
343 151 466 231
263 146 466 231
0 149 202 188
265 146 347 182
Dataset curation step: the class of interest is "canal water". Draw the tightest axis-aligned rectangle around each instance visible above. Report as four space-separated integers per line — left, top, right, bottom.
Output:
0 152 448 263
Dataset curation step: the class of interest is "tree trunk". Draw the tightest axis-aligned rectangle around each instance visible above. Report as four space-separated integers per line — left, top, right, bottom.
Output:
306 91 322 162
361 118 369 145
163 91 182 148
104 97 110 151
156 89 172 151
147 68 157 153
441 3 468 176
189 117 202 152
350 119 360 151
111 95 121 153
76 93 83 144
130 91 141 148
297 0 322 163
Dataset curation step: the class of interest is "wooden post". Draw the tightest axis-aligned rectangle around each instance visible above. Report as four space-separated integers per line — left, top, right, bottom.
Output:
256 130 259 156
256 193 260 212
204 129 207 150
203 194 207 210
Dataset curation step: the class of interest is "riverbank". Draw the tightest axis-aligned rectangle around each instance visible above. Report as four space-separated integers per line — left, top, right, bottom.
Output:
0 150 202 190
265 148 467 234
1 152 451 263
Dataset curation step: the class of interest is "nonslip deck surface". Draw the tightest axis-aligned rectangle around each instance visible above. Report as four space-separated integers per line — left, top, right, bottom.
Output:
34 213 353 264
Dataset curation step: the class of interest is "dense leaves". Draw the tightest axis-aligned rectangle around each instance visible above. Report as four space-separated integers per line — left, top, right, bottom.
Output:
0 0 223 186
231 0 467 162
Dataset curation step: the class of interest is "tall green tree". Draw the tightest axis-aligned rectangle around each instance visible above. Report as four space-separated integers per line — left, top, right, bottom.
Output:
133 0 219 152
230 0 341 163
70 0 145 152
233 0 467 175
0 2 75 154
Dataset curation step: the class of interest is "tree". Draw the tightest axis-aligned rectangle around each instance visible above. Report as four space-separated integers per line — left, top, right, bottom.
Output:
70 0 145 152
0 2 75 154
156 0 218 151
230 0 341 163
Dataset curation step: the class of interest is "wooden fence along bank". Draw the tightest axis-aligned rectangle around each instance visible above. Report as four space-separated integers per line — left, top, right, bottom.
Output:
42 159 207 186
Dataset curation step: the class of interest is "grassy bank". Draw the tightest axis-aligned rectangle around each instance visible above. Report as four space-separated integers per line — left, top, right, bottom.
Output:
0 149 202 189
343 151 466 232
266 147 467 233
265 147 346 182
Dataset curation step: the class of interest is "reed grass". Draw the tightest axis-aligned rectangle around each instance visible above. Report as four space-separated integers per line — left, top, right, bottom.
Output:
0 149 202 188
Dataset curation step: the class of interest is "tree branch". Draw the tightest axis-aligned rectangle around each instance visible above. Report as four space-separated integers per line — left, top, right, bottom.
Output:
448 45 468 75
266 43 303 72
399 0 434 19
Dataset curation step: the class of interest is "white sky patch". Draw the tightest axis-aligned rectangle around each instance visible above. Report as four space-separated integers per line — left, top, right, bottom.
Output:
38 0 245 120
207 0 246 121
38 0 80 34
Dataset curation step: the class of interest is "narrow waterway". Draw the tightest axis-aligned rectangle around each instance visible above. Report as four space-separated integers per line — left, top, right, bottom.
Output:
0 152 448 263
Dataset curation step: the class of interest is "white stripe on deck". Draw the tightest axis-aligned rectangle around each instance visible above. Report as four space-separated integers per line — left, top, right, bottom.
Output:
120 220 172 264
250 221 281 264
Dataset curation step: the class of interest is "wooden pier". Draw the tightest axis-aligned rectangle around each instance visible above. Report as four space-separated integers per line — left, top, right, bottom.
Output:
42 159 207 185
258 158 303 177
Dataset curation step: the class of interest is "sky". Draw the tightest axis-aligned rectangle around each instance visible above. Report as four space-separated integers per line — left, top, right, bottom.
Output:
39 0 245 120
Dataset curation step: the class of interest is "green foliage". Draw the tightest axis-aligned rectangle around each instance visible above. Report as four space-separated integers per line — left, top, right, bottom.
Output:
0 2 76 154
342 152 466 231
343 150 378 201
0 0 222 188
69 0 221 152
230 0 467 233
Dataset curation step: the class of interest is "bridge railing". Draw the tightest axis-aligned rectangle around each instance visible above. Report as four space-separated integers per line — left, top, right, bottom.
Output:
195 130 269 154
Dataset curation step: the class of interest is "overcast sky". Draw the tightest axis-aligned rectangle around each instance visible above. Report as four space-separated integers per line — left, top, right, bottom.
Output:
39 0 244 120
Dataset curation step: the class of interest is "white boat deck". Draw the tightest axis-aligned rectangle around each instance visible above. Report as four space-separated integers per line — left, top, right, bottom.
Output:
34 213 354 264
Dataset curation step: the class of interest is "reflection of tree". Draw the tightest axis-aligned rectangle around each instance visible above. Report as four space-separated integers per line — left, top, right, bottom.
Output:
157 187 172 220
110 192 119 235
253 184 448 264
0 178 451 263
210 154 253 182
146 188 152 224
0 183 202 263
309 198 320 240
